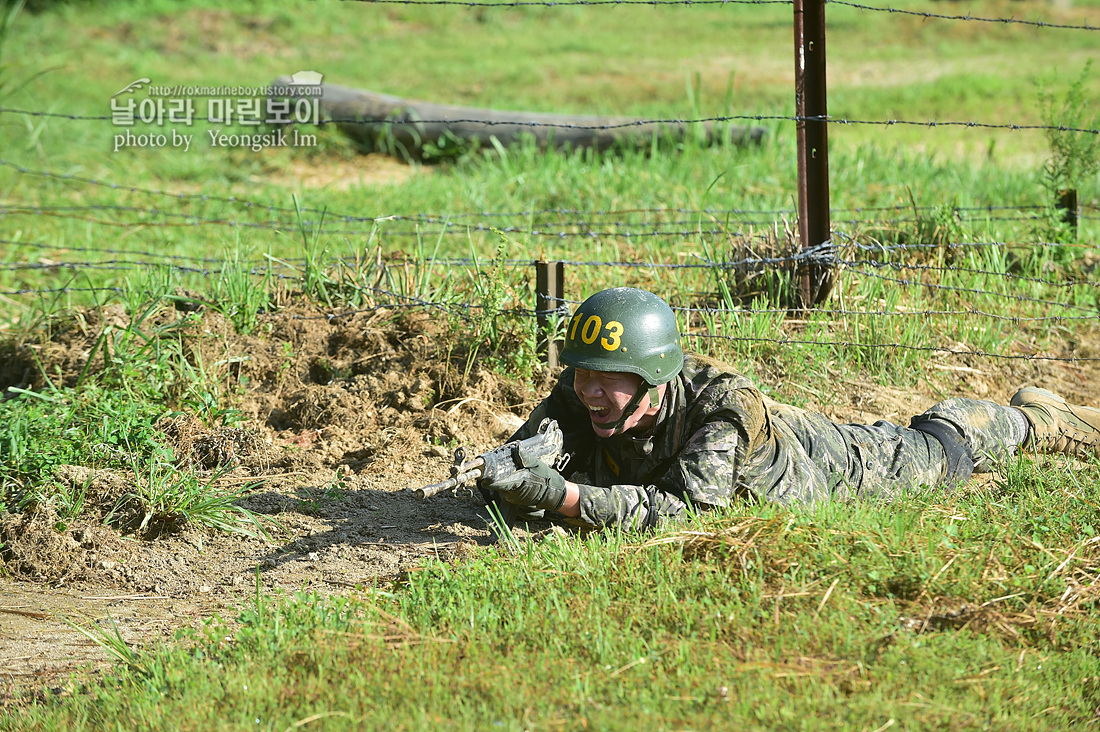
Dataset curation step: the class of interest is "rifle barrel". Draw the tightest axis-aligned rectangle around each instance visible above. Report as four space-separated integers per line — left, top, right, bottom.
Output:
413 466 484 499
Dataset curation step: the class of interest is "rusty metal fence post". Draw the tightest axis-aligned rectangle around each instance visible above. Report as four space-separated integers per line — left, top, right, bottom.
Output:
535 261 565 369
794 0 835 308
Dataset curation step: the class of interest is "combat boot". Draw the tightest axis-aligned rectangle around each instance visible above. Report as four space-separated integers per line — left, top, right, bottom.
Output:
1010 387 1100 459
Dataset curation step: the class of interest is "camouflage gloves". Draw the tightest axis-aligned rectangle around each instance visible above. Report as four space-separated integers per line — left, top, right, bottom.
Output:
482 457 567 512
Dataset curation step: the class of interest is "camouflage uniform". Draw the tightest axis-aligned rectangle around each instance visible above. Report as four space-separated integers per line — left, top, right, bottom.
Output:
510 355 1027 530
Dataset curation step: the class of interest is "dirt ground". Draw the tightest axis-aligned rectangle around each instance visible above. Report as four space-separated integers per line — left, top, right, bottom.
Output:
1 297 1097 702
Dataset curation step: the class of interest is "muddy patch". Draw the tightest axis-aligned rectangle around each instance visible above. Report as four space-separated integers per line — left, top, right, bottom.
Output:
265 154 423 191
1 299 1098 697
0 300 544 694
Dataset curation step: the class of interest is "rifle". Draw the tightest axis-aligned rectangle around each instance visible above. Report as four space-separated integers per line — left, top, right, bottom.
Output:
413 418 567 499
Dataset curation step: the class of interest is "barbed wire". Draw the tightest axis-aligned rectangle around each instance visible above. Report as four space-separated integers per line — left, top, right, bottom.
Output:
0 249 1074 278
196 299 1094 373
337 0 791 5
0 159 794 232
674 303 1099 323
321 113 1100 135
0 261 213 276
0 204 793 238
318 0 1100 34
0 205 320 233
3 201 801 222
0 285 125 297
3 108 1098 135
836 257 1100 291
3 203 1094 248
6 162 1096 234
5 238 1097 282
8 278 1088 335
828 0 1100 32
683 331 1099 362
843 268 1098 314
824 117 1100 134
0 207 924 240
0 237 234 264
0 159 339 223
5 202 1092 220
6 201 1092 225
4 265 1092 372
4 255 1094 319
2 9 1094 373
838 235 1096 254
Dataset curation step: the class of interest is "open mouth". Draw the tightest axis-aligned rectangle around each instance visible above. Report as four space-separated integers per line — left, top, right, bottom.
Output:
587 405 615 424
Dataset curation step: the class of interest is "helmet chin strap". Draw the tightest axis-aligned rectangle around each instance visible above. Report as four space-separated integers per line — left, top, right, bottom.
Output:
597 382 661 437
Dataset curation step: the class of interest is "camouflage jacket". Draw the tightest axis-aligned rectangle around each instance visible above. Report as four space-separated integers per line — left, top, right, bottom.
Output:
511 355 1024 530
511 356 767 529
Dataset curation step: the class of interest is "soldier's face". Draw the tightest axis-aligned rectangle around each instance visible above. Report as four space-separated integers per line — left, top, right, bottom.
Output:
573 368 664 438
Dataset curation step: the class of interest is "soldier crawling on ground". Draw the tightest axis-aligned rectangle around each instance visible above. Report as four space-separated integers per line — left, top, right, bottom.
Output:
478 287 1100 530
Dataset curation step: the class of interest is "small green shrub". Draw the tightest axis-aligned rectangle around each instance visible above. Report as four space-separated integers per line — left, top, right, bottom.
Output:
1036 60 1100 244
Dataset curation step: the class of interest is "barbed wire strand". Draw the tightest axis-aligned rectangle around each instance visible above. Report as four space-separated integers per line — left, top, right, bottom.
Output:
338 0 791 6
6 244 1098 283
835 258 1100 290
4 256 1095 319
8 281 1091 325
324 0 1100 32
4 108 1100 136
828 0 1100 32
683 331 1099 362
5 162 1096 232
840 268 1098 314
4 203 1094 239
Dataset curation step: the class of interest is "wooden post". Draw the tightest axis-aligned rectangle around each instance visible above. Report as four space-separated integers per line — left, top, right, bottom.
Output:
536 261 565 369
1057 188 1079 239
794 0 834 308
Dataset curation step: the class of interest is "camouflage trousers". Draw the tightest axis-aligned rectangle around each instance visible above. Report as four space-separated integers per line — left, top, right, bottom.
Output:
754 397 1029 504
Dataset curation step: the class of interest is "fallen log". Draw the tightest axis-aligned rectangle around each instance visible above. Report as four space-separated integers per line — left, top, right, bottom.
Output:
269 77 767 159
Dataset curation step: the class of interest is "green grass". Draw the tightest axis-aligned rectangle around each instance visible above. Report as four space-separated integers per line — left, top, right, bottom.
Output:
6 457 1099 730
1 0 1099 727
0 290 266 532
0 0 1094 529
1 0 1094 509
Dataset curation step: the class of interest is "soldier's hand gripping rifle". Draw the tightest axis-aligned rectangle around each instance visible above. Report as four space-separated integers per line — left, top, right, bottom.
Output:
413 418 568 500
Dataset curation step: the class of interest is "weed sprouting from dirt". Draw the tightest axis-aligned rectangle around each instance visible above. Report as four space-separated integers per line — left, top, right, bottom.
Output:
458 232 510 380
127 460 267 538
207 246 272 335
61 612 151 677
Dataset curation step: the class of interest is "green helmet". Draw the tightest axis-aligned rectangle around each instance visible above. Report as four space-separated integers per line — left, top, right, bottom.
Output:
560 288 684 385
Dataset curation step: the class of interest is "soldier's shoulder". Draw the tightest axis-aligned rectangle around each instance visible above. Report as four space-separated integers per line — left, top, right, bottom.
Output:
677 354 762 423
682 354 755 391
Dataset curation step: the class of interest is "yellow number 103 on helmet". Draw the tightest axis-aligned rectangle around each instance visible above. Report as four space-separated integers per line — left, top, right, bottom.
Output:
561 288 684 386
